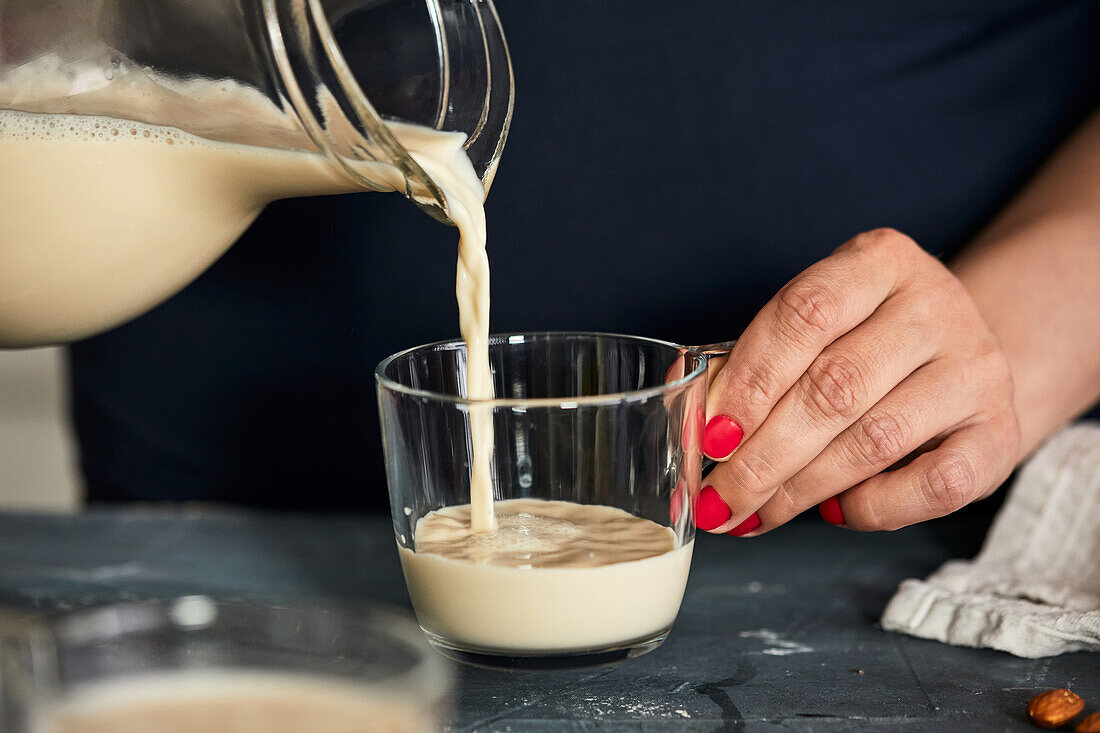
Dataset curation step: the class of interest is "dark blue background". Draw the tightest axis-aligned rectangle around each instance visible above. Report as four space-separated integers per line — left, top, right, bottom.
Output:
70 0 1100 509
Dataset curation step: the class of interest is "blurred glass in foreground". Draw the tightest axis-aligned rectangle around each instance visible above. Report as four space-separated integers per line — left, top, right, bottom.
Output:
0 597 451 732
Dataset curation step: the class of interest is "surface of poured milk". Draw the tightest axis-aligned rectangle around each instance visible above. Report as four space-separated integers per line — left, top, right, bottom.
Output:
400 499 694 651
33 671 433 733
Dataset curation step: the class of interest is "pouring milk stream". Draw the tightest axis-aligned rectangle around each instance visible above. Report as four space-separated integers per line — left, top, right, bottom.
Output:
0 63 496 532
2 8 692 657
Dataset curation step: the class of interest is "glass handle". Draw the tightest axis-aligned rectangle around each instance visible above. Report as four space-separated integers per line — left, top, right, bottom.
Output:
688 340 737 479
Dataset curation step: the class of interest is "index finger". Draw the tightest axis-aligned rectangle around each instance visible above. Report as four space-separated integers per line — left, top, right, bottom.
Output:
704 230 909 462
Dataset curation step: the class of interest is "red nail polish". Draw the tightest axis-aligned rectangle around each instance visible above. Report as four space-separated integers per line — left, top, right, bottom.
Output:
727 513 761 537
694 486 731 531
703 415 743 460
819 496 845 526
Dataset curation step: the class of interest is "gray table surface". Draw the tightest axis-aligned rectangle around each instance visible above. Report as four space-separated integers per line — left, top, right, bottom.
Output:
0 508 1095 731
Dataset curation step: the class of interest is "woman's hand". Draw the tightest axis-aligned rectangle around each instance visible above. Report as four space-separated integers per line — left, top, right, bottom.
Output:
698 228 1021 536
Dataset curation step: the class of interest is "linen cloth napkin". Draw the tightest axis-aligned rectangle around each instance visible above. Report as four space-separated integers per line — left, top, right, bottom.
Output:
881 422 1100 658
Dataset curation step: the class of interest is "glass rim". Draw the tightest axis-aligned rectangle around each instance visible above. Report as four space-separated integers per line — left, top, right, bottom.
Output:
374 331 708 408
0 596 451 701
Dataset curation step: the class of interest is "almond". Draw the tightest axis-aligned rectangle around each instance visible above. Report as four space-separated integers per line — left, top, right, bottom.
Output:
1027 689 1085 729
1076 712 1100 733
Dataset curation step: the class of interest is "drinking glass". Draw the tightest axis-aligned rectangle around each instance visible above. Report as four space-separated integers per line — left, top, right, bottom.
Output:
375 332 708 669
0 597 452 732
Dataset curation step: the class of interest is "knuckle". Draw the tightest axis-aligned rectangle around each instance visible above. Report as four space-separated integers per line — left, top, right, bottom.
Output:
775 279 842 338
846 486 904 532
979 340 1013 384
801 354 867 423
725 358 782 412
933 278 978 321
727 450 778 498
851 227 913 254
919 453 978 514
906 289 940 325
970 338 1018 409
856 498 894 532
940 271 972 301
770 483 802 517
848 409 911 468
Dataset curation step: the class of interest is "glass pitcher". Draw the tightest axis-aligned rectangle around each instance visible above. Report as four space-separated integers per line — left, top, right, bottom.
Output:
0 0 513 347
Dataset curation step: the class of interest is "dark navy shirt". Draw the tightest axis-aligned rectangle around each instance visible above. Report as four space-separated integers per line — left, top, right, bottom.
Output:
69 1 1100 510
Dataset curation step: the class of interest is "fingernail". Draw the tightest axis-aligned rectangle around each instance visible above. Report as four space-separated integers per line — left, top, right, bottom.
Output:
727 513 762 537
694 485 731 531
670 482 685 524
703 415 743 460
818 496 845 526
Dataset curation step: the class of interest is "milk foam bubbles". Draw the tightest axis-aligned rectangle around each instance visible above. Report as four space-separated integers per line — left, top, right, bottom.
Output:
399 499 694 652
